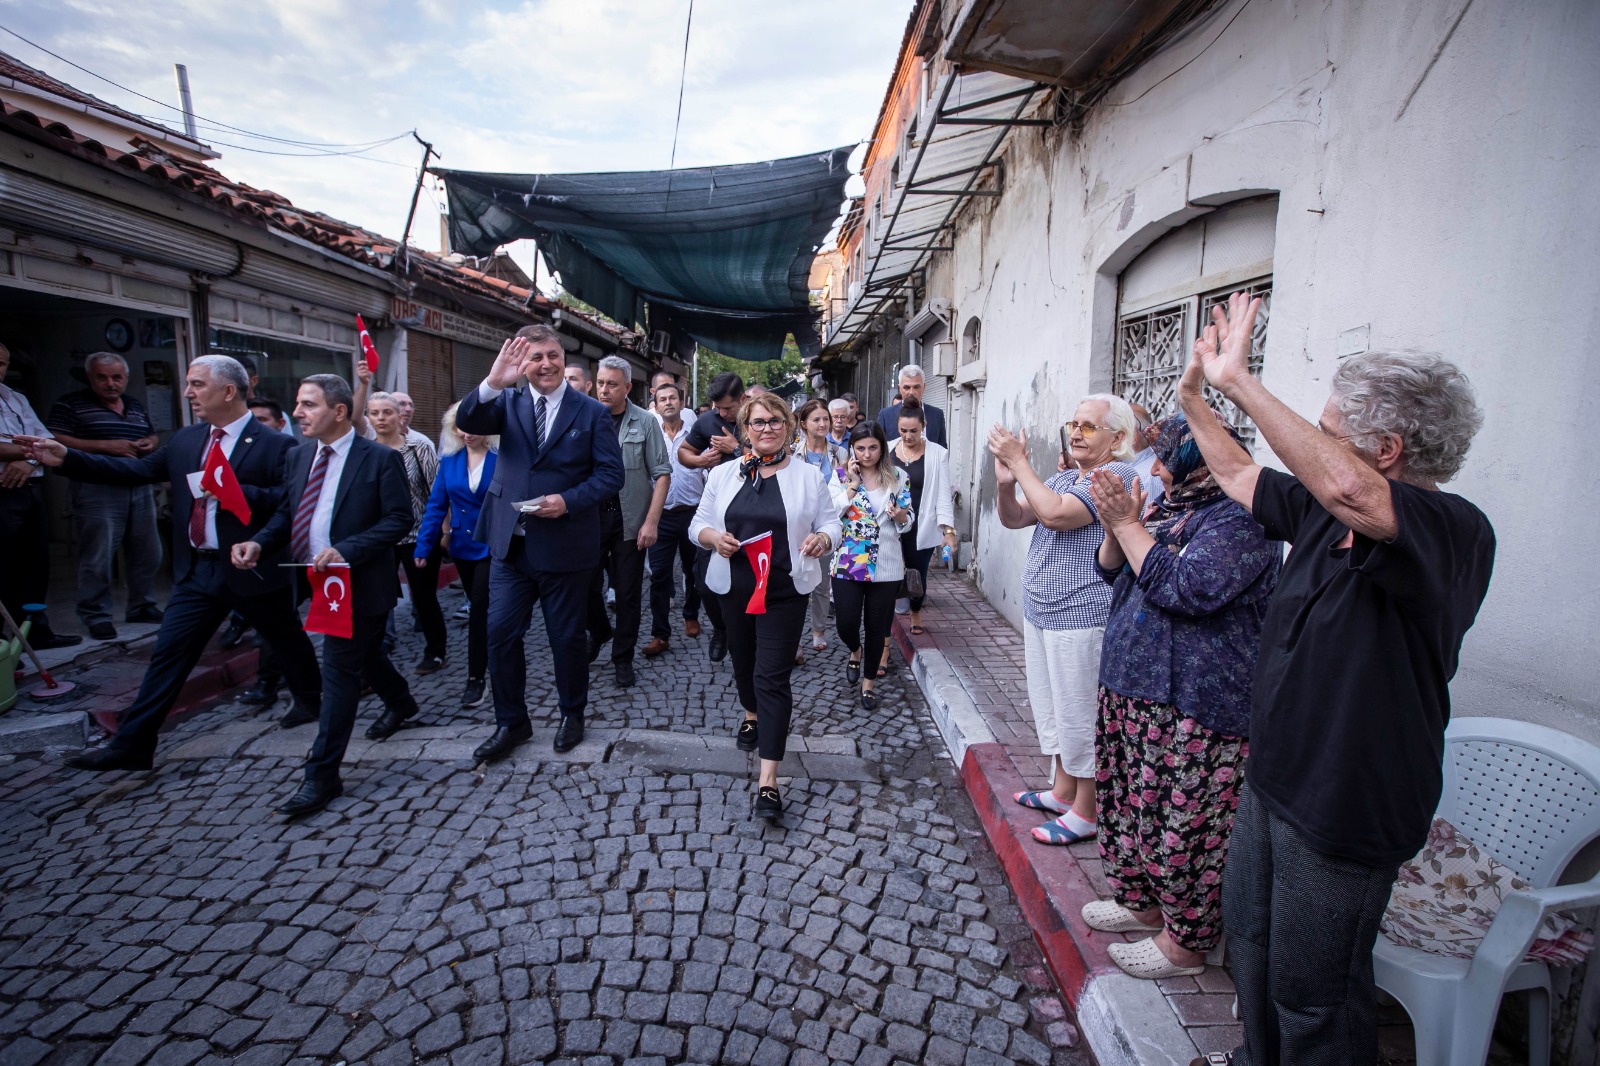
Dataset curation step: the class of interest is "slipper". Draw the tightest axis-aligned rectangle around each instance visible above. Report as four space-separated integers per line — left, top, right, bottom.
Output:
812 636 827 651
1081 899 1163 934
1190 1055 1233 1066
909 625 926 636
1030 815 1096 845
1013 789 1071 815
1107 937 1205 980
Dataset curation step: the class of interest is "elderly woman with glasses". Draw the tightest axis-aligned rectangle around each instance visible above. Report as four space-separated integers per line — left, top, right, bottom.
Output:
990 395 1140 847
691 393 841 821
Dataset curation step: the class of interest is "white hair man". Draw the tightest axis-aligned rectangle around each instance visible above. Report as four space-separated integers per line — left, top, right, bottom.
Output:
875 364 946 446
827 398 852 448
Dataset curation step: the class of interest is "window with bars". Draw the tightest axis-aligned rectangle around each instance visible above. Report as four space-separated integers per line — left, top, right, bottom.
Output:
1114 278 1272 447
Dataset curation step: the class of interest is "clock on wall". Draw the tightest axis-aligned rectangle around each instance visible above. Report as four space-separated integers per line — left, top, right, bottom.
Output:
104 318 134 352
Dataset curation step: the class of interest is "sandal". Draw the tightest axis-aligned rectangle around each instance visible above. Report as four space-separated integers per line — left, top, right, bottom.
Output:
1189 1055 1233 1066
909 624 926 636
1108 937 1205 980
812 635 827 652
846 659 861 684
1081 899 1162 934
1013 789 1071 815
1030 815 1096 845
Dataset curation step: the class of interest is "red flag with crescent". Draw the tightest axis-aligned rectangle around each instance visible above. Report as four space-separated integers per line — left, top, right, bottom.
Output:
305 567 353 638
199 443 250 524
356 314 381 373
741 532 773 615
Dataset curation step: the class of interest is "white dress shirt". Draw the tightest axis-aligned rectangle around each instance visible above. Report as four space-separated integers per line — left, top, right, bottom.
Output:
306 428 358 559
197 411 256 549
0 382 52 480
478 378 567 446
661 418 705 509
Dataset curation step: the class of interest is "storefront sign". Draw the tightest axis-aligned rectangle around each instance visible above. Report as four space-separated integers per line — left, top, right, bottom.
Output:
391 297 506 349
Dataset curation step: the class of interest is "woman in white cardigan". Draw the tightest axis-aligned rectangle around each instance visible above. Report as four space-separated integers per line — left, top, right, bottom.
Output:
691 393 841 822
889 399 958 637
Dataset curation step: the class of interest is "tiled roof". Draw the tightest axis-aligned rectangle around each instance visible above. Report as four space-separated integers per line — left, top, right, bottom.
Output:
0 51 199 147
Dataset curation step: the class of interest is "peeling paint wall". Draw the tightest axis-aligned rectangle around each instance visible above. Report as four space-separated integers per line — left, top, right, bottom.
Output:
928 0 1600 739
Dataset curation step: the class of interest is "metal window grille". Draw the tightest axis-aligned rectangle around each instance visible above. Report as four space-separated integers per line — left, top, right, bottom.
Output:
1114 278 1272 447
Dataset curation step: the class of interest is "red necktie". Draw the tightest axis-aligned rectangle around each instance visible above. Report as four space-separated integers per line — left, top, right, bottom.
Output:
290 446 335 563
188 426 226 548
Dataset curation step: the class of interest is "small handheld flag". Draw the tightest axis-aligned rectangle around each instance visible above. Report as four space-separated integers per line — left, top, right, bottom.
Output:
305 567 353 638
357 314 381 373
200 446 250 524
741 532 773 615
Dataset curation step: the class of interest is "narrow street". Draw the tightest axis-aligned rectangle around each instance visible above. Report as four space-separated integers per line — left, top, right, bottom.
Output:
0 585 1087 1066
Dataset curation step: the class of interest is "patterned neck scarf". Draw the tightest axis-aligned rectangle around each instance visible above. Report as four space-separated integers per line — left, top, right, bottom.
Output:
1141 411 1246 543
739 447 784 491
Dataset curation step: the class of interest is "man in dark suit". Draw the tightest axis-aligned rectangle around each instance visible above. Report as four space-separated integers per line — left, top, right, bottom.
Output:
456 323 625 760
22 355 323 771
875 364 947 447
233 373 417 817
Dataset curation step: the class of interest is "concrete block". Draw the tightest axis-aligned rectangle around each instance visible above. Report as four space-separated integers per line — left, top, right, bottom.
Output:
1076 972 1198 1066
796 753 880 784
0 710 85 753
909 649 996 767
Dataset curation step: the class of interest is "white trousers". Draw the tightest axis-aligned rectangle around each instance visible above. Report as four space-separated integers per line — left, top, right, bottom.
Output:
1023 621 1105 779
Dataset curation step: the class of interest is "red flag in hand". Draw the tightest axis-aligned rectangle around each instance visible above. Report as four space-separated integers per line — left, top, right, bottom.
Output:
741 532 773 615
200 444 250 524
305 567 353 638
357 314 381 372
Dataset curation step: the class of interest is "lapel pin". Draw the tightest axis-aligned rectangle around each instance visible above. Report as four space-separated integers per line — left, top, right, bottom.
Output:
244 437 253 444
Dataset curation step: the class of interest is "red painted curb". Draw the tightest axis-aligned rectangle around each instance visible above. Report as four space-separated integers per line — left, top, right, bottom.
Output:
90 644 261 735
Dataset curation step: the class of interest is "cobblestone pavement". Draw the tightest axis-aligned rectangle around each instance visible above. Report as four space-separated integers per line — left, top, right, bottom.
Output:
0 585 1088 1065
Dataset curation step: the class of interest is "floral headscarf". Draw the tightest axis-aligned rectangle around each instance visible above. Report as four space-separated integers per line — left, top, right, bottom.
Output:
1141 411 1247 542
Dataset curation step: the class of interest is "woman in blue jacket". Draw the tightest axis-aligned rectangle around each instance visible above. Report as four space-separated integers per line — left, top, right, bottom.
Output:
416 402 497 711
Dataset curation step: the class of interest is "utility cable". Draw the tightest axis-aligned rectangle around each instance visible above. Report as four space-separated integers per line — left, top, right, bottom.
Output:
667 0 694 172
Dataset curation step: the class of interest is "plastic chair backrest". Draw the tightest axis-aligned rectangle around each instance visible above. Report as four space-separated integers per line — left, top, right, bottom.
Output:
1438 717 1600 888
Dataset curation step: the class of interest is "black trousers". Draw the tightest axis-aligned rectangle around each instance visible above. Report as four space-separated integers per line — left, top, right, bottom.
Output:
487 545 591 725
693 546 726 634
305 609 415 784
397 545 447 660
899 532 935 612
0 481 51 627
110 558 322 755
648 505 701 638
719 592 807 762
832 577 899 674
1225 782 1400 1066
586 503 645 663
454 555 491 682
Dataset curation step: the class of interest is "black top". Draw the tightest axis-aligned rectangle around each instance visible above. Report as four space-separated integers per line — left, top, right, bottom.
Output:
724 474 797 604
685 409 740 466
892 450 925 515
47 389 153 442
1247 469 1495 868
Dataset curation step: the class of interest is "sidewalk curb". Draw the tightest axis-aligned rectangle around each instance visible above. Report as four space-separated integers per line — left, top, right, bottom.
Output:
86 644 260 736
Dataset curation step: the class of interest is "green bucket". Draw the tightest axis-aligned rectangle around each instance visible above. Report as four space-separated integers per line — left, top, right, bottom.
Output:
0 618 28 714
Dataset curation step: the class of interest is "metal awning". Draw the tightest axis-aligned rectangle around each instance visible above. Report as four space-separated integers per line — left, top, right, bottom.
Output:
824 69 1046 350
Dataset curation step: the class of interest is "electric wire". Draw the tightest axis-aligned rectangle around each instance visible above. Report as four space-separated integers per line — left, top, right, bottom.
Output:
667 0 694 172
1101 0 1253 108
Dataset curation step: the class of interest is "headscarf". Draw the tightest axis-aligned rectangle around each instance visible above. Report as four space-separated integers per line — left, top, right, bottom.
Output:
738 447 784 491
1140 411 1245 543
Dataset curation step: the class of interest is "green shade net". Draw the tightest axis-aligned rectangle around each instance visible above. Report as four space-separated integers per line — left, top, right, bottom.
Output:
438 147 853 362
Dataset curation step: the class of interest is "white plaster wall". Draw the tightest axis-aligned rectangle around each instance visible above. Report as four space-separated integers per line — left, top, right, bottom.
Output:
946 0 1600 733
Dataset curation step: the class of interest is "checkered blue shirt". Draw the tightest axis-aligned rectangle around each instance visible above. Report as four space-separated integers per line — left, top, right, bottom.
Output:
1022 462 1138 630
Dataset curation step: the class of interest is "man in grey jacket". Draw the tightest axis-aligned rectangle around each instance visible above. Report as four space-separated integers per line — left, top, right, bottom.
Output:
587 356 670 688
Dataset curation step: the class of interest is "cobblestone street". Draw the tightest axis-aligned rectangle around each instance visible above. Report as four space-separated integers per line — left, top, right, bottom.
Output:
0 585 1086 1066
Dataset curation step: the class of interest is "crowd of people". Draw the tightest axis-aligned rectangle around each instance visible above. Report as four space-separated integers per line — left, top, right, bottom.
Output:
4 292 1497 1064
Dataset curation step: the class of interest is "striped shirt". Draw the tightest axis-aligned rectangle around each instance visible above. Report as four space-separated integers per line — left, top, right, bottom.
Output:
1021 462 1138 630
46 389 152 442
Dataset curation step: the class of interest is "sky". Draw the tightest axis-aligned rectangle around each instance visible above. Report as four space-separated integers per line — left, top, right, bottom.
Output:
0 0 909 278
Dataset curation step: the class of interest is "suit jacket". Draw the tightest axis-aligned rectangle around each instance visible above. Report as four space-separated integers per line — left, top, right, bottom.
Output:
62 418 297 596
876 401 947 448
456 384 625 571
254 435 414 617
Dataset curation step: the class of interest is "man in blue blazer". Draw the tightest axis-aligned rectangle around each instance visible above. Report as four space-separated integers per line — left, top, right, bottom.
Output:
21 355 323 772
234 373 418 817
456 323 625 759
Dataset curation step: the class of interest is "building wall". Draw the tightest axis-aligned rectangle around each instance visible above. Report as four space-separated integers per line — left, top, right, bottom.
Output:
937 0 1600 734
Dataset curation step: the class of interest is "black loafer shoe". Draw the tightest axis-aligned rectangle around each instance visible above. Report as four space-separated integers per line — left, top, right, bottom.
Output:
278 778 342 818
414 654 445 676
279 704 319 728
365 704 418 740
846 659 861 685
613 661 636 689
861 690 881 711
29 631 83 651
87 622 117 641
708 630 727 663
553 714 585 754
240 682 279 706
736 718 758 752
473 722 533 762
218 619 248 649
755 785 783 821
125 606 163 624
65 746 152 772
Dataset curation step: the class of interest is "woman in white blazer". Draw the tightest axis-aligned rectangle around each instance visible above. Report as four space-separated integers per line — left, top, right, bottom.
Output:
691 393 841 822
889 400 958 636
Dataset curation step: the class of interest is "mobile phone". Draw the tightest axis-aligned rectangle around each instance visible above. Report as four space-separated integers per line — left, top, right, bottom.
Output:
1059 426 1070 457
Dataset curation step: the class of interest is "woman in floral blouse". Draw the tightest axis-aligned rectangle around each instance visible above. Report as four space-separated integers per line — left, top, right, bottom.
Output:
829 422 912 710
1081 411 1281 981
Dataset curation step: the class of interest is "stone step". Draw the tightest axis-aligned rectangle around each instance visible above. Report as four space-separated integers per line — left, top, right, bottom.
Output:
0 708 85 754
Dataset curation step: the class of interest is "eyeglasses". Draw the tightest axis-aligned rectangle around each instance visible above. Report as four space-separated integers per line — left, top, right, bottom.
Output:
1063 421 1119 438
747 418 786 432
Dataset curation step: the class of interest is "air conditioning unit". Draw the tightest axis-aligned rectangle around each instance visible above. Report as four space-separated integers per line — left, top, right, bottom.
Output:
932 339 956 377
648 330 671 356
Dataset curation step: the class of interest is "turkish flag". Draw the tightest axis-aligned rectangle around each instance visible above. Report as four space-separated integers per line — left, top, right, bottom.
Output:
741 532 773 615
304 567 353 638
356 314 381 373
200 444 250 524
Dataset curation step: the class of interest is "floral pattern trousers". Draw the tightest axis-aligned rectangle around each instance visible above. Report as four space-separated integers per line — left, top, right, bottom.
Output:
1095 686 1248 952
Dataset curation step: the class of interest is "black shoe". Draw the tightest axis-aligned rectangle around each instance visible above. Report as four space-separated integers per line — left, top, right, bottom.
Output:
861 689 881 711
278 778 342 818
279 704 319 728
553 714 585 754
65 746 152 772
461 678 487 710
613 661 636 689
736 718 758 752
365 703 419 740
755 785 783 821
588 631 612 664
87 622 117 641
846 659 861 685
415 654 445 676
29 631 83 651
125 605 163 624
708 630 727 663
473 722 533 762
240 682 279 706
219 619 249 649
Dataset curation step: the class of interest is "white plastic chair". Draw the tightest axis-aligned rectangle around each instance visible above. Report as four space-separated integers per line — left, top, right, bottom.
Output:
1374 716 1600 1066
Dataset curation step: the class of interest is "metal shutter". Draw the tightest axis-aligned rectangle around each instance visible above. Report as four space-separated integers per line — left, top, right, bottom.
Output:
406 331 454 443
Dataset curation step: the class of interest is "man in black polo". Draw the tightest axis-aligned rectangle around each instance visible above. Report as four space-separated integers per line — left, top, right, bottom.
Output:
47 352 164 639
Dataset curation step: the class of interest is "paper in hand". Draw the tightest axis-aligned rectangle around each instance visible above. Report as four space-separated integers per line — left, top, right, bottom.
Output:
512 496 547 514
186 470 205 497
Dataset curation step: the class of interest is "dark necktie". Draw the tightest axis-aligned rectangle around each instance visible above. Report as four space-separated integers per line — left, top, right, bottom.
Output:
290 446 335 563
188 426 226 548
532 395 548 454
